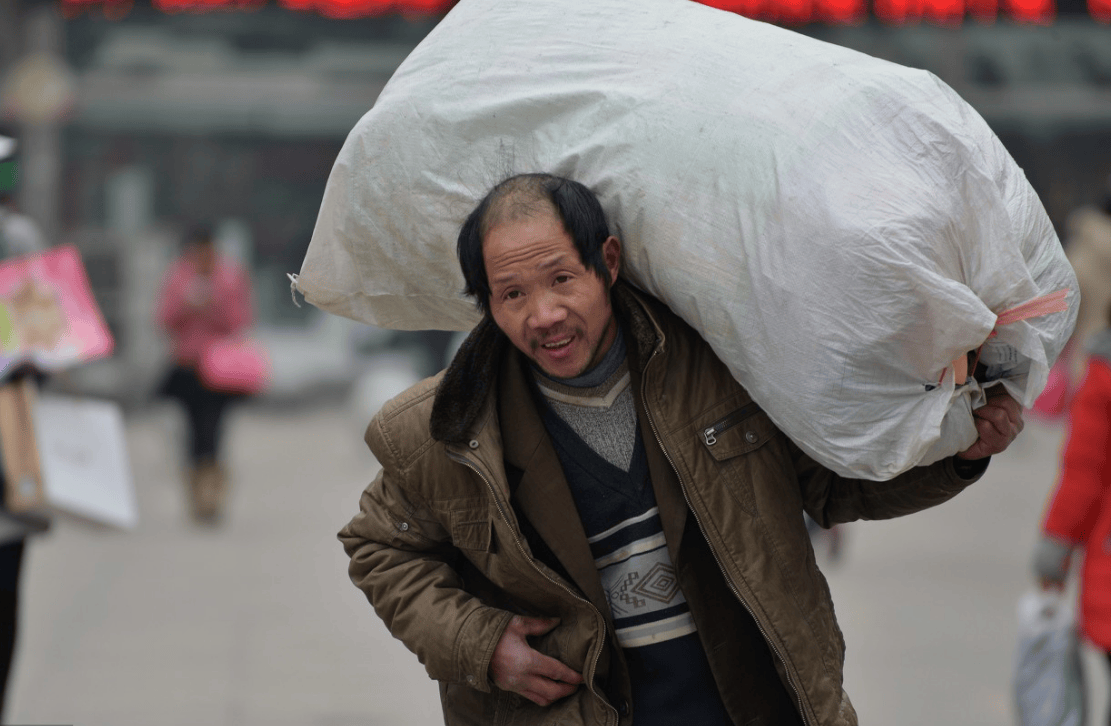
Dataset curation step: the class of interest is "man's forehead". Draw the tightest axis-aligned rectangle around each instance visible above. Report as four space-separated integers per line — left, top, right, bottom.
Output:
488 250 579 284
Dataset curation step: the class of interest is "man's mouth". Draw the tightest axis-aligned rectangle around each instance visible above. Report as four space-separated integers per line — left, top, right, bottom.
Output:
541 337 572 350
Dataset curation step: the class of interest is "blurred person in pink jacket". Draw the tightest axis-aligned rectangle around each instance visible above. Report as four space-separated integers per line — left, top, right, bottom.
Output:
156 224 253 522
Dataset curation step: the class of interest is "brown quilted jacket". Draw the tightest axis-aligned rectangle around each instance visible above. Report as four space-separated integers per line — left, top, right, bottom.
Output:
338 283 983 726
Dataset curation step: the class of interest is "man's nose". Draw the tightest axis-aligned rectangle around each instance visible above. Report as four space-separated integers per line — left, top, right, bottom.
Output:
527 292 567 330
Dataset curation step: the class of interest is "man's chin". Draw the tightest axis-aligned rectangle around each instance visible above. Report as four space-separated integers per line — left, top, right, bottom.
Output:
535 361 582 380
532 352 588 380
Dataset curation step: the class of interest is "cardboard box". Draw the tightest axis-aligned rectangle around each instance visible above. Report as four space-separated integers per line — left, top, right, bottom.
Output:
0 378 136 530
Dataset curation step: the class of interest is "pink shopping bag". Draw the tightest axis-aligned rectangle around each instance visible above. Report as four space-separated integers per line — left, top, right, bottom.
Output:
0 244 114 377
199 338 271 395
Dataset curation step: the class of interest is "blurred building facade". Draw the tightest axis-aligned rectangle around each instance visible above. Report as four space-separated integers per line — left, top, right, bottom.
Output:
1 0 446 405
0 0 1107 404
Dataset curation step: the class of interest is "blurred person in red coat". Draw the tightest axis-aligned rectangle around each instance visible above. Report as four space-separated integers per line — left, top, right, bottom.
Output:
1063 175 1111 381
1033 307 1111 719
156 224 254 522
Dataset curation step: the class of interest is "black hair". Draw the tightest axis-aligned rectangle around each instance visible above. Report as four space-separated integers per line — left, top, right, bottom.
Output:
185 223 215 247
456 173 612 315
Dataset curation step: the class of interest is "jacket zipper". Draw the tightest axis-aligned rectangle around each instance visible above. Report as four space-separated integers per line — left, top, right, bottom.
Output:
702 402 761 446
446 450 620 726
640 348 815 726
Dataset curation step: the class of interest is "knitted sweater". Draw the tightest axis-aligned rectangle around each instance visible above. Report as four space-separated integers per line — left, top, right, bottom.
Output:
533 335 733 725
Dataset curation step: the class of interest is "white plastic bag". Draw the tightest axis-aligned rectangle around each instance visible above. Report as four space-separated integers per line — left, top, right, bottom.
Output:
295 0 1077 479
1013 589 1086 726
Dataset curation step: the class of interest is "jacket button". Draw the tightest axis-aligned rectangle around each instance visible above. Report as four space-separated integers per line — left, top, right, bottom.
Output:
466 674 476 684
468 439 479 449
745 431 759 444
618 700 630 718
398 522 410 532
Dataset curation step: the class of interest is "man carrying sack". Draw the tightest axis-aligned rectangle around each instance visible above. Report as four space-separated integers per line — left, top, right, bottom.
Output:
338 174 1024 725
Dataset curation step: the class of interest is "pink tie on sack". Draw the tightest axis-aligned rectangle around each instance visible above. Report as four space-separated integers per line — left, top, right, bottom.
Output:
946 289 1071 386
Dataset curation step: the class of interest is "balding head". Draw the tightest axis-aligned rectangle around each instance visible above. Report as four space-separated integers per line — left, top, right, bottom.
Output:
456 173 614 315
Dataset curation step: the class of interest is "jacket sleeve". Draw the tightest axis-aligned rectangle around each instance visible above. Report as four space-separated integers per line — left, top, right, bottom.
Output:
337 416 514 691
792 439 983 528
1041 359 1111 545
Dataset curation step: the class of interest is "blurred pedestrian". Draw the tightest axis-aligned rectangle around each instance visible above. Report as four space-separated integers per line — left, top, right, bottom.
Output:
1061 174 1111 383
156 224 253 522
1032 304 1111 725
0 132 48 718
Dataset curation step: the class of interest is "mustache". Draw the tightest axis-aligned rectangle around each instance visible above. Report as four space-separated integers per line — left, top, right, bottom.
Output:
528 328 583 352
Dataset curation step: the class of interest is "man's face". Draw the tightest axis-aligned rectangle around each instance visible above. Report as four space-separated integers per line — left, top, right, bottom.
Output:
483 210 621 379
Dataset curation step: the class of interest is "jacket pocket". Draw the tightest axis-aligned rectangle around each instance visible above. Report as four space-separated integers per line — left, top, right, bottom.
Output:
698 404 780 516
451 508 494 553
700 402 776 458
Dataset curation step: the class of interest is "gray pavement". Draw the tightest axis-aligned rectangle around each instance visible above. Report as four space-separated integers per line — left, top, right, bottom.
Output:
2 398 1097 726
7 400 442 726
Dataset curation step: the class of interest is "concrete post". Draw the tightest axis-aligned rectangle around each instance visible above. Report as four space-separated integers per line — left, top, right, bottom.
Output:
11 4 67 244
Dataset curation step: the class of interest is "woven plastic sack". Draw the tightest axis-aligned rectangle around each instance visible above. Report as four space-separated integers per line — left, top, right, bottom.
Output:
1013 590 1086 726
294 0 1077 480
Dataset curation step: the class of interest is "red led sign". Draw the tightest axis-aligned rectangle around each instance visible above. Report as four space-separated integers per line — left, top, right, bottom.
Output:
701 0 1059 22
60 0 1108 23
61 0 459 17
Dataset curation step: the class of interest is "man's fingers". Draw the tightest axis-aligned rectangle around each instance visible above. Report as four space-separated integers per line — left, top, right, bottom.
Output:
534 653 584 686
986 390 1022 417
489 614 582 706
973 398 1019 427
973 412 1005 440
974 415 1010 450
519 677 580 707
973 394 1024 435
515 653 583 706
959 392 1026 459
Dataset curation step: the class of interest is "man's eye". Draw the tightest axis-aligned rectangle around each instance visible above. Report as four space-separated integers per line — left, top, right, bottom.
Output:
505 290 521 300
554 275 570 284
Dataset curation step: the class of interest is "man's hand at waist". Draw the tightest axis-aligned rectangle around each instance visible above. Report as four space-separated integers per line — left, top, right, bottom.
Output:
489 615 584 706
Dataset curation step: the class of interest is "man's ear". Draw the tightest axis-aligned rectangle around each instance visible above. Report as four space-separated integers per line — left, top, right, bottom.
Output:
603 236 621 287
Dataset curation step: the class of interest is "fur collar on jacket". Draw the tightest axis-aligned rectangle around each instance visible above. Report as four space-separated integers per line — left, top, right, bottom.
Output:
429 280 661 444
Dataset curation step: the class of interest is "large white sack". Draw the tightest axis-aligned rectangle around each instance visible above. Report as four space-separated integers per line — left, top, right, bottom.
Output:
294 0 1077 480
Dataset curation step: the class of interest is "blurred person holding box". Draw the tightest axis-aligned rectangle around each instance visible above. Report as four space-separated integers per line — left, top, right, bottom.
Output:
156 224 254 523
0 131 47 719
339 174 1023 726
